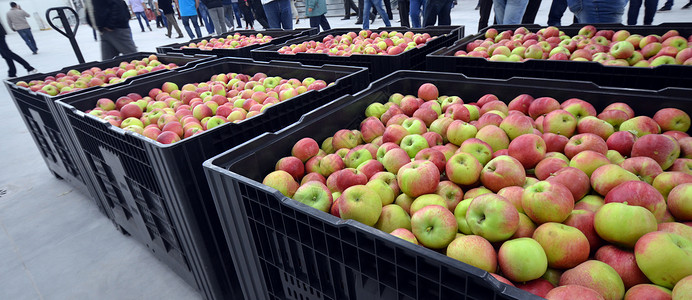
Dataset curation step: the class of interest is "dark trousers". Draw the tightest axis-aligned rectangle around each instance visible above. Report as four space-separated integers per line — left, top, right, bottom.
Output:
0 35 33 77
628 0 658 25
661 0 673 8
344 0 359 16
240 2 255 28
478 0 493 30
357 0 365 21
399 0 411 26
548 0 569 25
423 0 453 26
100 28 137 60
521 0 542 23
249 0 270 28
309 15 331 31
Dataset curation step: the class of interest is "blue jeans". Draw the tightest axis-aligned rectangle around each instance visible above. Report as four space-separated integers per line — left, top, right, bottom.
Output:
547 0 567 25
17 28 37 53
264 0 293 29
231 3 243 27
628 0 658 25
309 15 331 31
199 2 215 34
493 0 529 24
363 0 391 29
134 11 151 31
409 0 426 27
182 15 203 39
567 0 627 23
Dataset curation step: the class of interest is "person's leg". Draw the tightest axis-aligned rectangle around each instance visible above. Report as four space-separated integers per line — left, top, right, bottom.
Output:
182 16 195 38
422 0 439 26
502 0 529 24
309 16 320 30
169 14 184 36
372 0 392 26
628 0 643 24
409 0 422 27
0 37 18 76
383 0 394 19
659 0 673 9
591 0 627 23
232 3 244 27
643 0 658 24
165 14 173 36
99 33 120 60
135 11 146 31
521 0 542 23
479 0 493 29
438 0 453 25
111 28 138 55
493 0 507 24
356 0 365 22
363 0 373 28
278 0 294 29
399 0 411 27
349 0 359 14
17 29 35 53
547 0 567 26
251 0 271 28
319 14 332 30
224 5 235 28
264 1 281 28
210 7 228 33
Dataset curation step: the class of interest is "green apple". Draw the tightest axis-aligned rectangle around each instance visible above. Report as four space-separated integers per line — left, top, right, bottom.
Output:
410 205 457 249
498 237 548 282
445 152 482 186
453 199 473 234
466 194 519 242
292 181 333 212
339 185 383 226
635 231 692 289
559 260 625 300
374 204 411 233
446 235 497 273
263 170 299 197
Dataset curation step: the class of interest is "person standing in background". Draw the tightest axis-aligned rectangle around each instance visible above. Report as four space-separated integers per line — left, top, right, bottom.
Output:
201 0 227 34
84 0 138 60
398 0 410 27
6 2 37 54
160 0 184 38
478 0 493 30
263 0 293 29
628 0 658 25
566 0 627 23
521 0 542 23
422 0 452 26
129 0 153 32
493 0 529 24
249 0 271 28
342 0 359 19
306 0 331 31
149 0 165 28
362 0 390 29
222 0 238 30
179 0 204 39
658 0 673 10
409 0 425 28
198 1 215 34
239 0 255 29
0 21 36 77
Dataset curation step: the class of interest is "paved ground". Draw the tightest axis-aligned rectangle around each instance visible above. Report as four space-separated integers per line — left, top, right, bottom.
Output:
0 1 689 299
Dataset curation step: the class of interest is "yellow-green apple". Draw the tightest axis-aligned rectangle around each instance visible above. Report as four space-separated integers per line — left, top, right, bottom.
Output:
365 178 396 206
459 138 493 165
498 237 548 282
641 42 663 58
305 155 323 174
595 245 650 289
524 44 543 59
522 181 574 224
400 134 428 158
635 231 692 288
275 156 305 181
667 183 692 221
466 194 520 242
610 41 636 59
365 102 387 118
529 97 561 119
545 166 590 200
533 222 590 269
559 260 625 300
680 137 692 158
604 102 635 118
625 284 672 300
401 117 427 135
511 212 537 239
676 47 692 64
631 134 680 169
410 204 456 249
507 133 546 169
653 171 692 199
577 116 615 140
434 180 463 211
535 157 569 180
626 51 645 66
673 275 692 299
591 164 640 196
605 180 667 221
332 129 361 150
508 94 534 115
620 116 661 138
463 186 493 199
542 268 563 287
658 222 692 242
339 185 382 226
480 155 526 192
390 228 418 244
480 101 509 117
670 158 692 174
360 117 386 143
446 120 478 146
453 199 473 234
524 176 539 187
397 160 439 198
394 192 414 214
607 131 637 157
344 148 373 169
564 209 602 252
542 132 570 153
543 109 578 138
380 147 411 174
291 138 320 162
576 194 603 213
497 186 524 213
653 108 690 132
562 98 597 119
545 285 605 300
409 194 446 216
446 235 497 273
565 133 608 159
292 181 333 212
374 204 411 233
595 202 657 247
263 170 299 197
578 25 597 38
446 152 482 186
429 117 453 143
317 153 345 177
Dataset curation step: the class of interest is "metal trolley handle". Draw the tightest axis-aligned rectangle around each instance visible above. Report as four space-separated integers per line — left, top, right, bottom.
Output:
46 6 85 63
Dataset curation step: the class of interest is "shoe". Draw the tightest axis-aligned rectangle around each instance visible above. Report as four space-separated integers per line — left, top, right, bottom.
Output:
658 6 671 11
141 29 146 32
475 4 480 10
296 18 300 24
176 35 184 38
683 2 691 8
166 33 171 38
341 17 350 20
355 19 363 24
148 27 152 31
28 69 37 74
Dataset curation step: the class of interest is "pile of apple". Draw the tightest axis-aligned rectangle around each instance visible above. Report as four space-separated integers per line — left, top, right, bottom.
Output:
84 72 331 144
276 30 437 56
262 82 692 299
455 25 692 67
182 33 274 50
15 55 178 96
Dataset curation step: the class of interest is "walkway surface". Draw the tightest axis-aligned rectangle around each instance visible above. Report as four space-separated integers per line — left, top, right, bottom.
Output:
0 1 688 299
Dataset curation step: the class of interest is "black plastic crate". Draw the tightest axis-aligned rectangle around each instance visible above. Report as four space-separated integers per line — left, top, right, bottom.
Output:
426 23 692 90
54 57 369 300
157 29 318 58
2 52 215 218
203 70 692 300
251 26 463 80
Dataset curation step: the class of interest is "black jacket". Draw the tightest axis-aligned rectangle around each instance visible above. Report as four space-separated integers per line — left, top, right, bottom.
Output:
0 22 6 36
88 0 131 30
201 0 224 8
